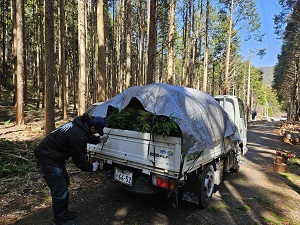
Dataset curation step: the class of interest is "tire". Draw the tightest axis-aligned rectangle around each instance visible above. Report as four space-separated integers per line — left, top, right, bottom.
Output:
231 146 241 173
199 164 215 208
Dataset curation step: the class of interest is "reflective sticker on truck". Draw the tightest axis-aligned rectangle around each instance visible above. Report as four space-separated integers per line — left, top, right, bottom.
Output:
150 149 173 158
150 152 169 158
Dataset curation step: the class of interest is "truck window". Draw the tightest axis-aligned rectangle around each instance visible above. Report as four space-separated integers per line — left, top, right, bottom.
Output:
238 99 246 126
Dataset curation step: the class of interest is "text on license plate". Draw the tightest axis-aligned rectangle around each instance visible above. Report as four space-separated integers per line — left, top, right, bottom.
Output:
114 167 133 186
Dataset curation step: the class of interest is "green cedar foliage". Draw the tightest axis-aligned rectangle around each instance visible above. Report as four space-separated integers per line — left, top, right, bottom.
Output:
105 107 181 138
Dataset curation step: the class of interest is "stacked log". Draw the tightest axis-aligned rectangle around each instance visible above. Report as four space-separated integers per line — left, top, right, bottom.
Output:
292 133 300 144
279 122 300 145
283 131 292 143
283 131 300 144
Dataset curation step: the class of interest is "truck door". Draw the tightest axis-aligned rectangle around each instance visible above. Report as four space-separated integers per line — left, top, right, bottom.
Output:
237 98 247 154
214 96 247 155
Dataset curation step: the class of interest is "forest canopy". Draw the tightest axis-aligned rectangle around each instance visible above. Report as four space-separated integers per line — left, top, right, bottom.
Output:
0 0 286 132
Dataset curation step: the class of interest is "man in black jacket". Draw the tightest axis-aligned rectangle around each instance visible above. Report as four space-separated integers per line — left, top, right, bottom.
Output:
34 114 107 225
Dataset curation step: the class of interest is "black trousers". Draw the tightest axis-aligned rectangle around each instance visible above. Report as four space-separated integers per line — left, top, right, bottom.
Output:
38 165 70 223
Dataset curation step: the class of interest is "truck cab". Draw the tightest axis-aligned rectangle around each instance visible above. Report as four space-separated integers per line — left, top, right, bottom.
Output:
214 95 247 155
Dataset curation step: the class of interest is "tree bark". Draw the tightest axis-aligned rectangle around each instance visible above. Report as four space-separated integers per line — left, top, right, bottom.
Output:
146 0 157 84
1 1 7 78
44 0 55 134
136 1 146 86
38 0 45 110
224 0 234 95
202 0 209 92
71 0 76 110
167 0 176 84
78 0 87 115
11 0 17 106
15 0 25 125
97 0 105 102
196 0 203 89
58 0 67 119
125 0 131 89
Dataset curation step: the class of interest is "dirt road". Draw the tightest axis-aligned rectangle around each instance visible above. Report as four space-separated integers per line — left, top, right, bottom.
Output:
5 122 300 225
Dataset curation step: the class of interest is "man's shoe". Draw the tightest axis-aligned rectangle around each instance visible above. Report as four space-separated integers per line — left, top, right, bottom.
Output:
68 211 77 219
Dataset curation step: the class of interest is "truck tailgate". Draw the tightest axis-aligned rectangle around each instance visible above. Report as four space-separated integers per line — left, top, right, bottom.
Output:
87 128 182 177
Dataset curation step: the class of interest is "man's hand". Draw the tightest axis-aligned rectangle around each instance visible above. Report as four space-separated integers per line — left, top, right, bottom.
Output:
99 135 108 144
92 161 99 171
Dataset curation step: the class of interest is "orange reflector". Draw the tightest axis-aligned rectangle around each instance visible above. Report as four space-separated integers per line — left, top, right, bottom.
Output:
168 180 176 191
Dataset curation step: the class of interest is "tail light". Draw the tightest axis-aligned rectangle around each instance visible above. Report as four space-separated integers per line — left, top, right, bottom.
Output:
152 175 176 191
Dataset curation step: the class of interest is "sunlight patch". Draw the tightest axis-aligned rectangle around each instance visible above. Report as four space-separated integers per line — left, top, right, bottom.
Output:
114 207 128 218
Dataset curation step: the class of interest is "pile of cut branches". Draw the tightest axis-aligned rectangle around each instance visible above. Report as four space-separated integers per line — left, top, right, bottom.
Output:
0 140 36 178
105 107 181 138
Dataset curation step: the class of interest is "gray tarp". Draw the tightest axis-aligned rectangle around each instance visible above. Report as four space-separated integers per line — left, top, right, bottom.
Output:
91 83 240 155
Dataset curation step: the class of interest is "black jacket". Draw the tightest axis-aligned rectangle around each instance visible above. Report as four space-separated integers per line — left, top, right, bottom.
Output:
34 115 100 172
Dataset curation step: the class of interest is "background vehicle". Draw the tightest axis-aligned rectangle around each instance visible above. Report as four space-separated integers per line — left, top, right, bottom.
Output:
86 84 247 208
280 114 288 121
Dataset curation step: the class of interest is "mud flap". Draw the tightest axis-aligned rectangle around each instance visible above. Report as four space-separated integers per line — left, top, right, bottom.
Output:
182 170 203 204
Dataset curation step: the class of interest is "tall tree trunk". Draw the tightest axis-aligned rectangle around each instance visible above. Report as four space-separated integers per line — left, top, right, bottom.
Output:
44 0 55 134
0 0 8 102
111 0 117 97
23 2 27 104
58 0 67 119
37 0 45 109
136 0 145 86
211 63 215 95
2 1 7 76
35 0 40 109
224 0 234 95
294 60 299 121
185 1 192 87
78 0 87 115
202 0 209 92
36 23 40 109
15 0 25 125
115 1 123 93
125 0 131 88
190 3 196 88
167 0 176 84
11 0 17 105
181 1 190 86
72 0 76 109
196 0 203 89
97 0 105 101
146 0 157 84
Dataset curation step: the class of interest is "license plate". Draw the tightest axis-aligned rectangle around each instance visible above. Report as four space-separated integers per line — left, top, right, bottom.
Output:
114 167 133 186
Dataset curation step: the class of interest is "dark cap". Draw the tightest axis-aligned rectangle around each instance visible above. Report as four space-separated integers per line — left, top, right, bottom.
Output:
90 116 106 135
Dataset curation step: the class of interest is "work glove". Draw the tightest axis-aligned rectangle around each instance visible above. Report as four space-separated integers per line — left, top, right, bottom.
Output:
92 161 99 171
99 135 108 144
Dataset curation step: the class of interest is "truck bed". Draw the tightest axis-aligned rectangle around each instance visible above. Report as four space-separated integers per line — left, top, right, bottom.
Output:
87 128 182 178
87 128 235 179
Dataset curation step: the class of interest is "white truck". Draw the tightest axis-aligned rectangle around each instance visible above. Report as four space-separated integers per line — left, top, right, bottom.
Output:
86 84 247 208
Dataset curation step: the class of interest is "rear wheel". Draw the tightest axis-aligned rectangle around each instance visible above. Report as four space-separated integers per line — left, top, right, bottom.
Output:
231 146 241 172
199 164 215 208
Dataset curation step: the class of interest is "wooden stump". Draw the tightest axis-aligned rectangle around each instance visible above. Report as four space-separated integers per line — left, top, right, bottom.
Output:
273 162 286 173
275 156 283 164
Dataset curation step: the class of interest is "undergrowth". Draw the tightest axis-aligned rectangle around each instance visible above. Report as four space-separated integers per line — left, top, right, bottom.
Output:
0 140 36 178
